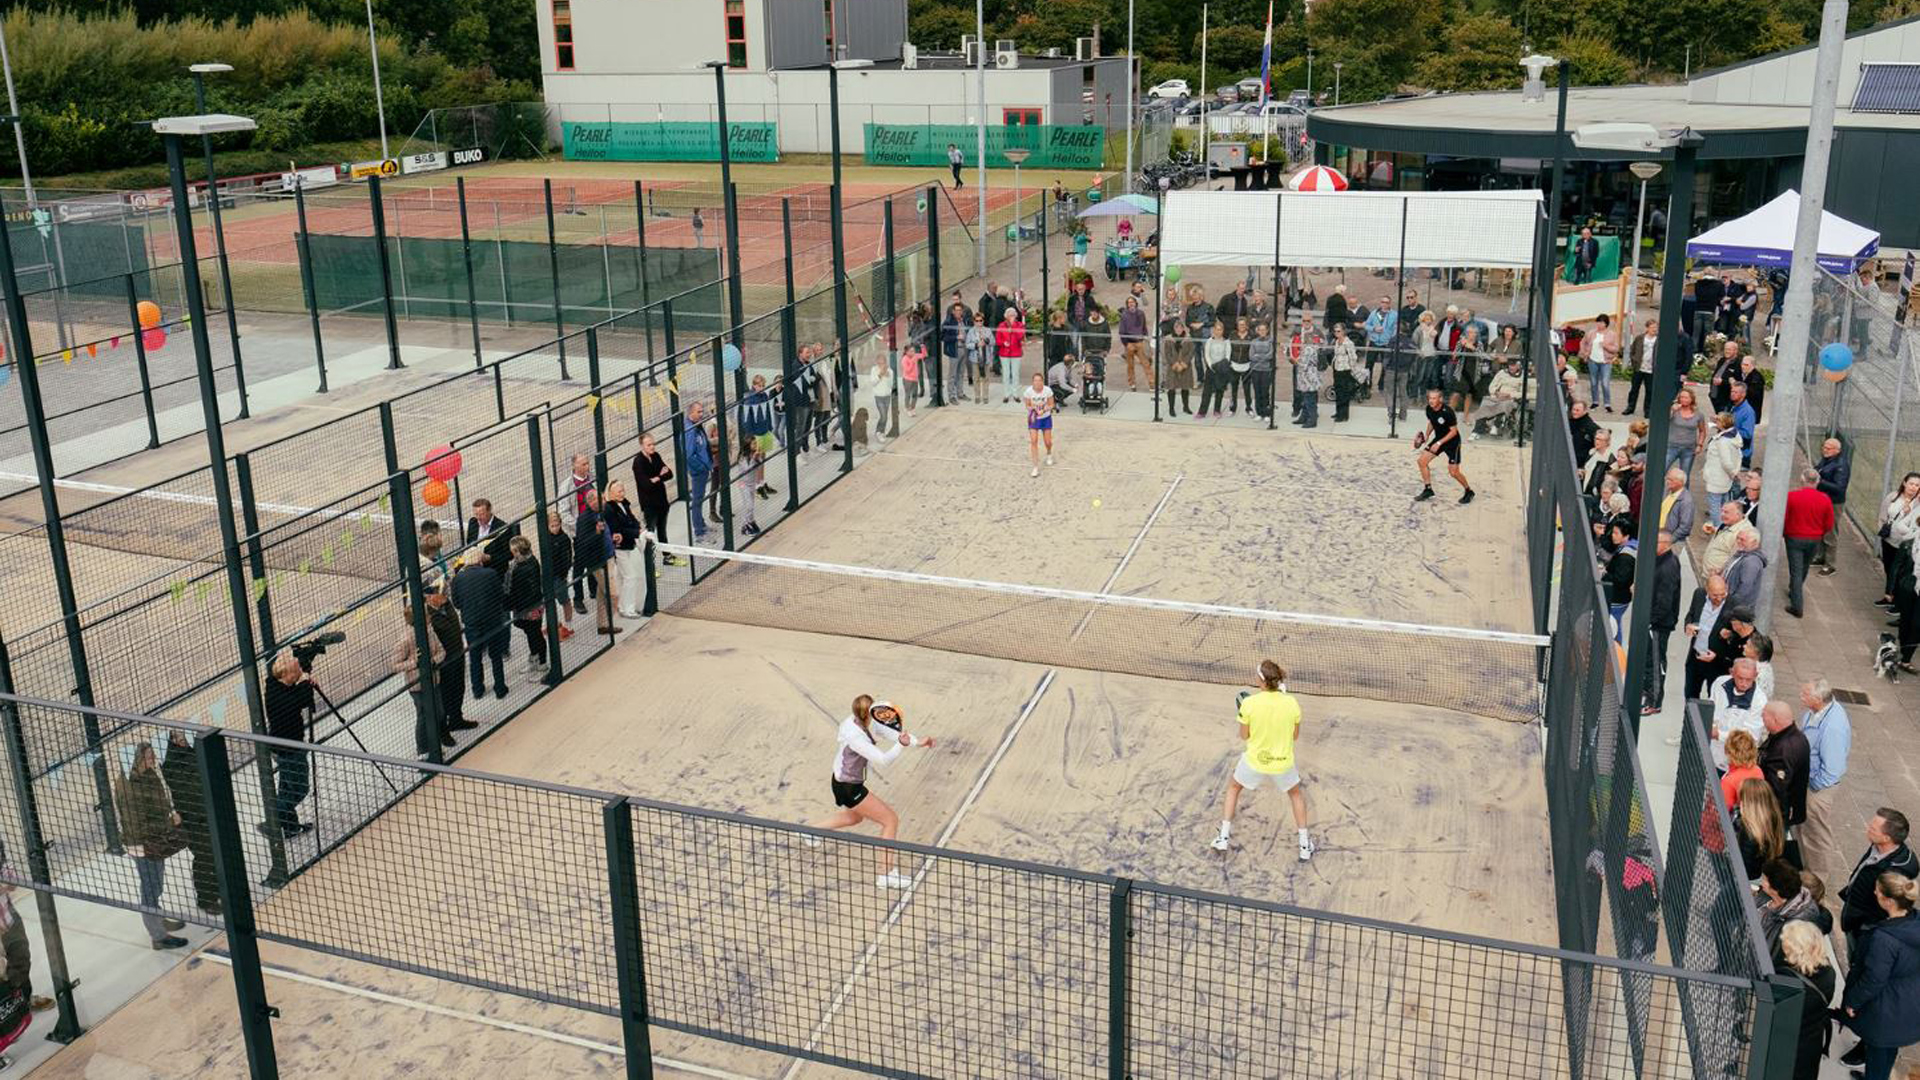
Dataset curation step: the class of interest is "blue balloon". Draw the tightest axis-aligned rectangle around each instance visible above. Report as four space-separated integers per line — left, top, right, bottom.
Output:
0 362 10 391
722 343 743 372
1819 342 1854 372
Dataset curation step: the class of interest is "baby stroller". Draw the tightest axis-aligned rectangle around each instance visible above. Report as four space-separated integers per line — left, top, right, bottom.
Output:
1078 356 1109 413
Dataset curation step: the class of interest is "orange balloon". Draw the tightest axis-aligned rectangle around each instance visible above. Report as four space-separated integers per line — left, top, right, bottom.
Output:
136 300 162 329
421 478 450 507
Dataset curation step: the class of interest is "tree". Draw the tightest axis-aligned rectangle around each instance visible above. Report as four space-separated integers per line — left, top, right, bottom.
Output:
1412 13 1523 91
908 0 979 49
1193 24 1267 80
1551 31 1635 86
1307 0 1445 88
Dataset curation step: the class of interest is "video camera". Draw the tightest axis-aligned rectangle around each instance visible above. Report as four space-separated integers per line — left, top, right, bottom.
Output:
290 631 348 672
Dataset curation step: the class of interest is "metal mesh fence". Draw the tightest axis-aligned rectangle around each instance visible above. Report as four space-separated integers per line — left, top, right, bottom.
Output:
1797 267 1913 536
0 692 1796 1078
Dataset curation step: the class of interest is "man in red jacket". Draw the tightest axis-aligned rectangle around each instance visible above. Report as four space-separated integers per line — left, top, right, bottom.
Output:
1783 467 1835 619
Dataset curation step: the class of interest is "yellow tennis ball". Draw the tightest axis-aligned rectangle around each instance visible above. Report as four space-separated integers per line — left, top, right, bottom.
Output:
1092 498 1102 508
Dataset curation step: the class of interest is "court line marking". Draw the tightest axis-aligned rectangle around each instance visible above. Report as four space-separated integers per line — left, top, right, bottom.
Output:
775 666 1059 1080
201 952 762 1080
773 474 1171 1077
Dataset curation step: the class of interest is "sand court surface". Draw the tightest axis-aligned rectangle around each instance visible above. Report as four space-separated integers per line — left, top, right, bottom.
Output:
37 407 1553 1078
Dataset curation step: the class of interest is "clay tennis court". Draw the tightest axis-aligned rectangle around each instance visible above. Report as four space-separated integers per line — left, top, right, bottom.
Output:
34 407 1560 1078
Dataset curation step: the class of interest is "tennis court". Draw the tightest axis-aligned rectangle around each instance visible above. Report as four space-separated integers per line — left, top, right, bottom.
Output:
33 408 1559 1078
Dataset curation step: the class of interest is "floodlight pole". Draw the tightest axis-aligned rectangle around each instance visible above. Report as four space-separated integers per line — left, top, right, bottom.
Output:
974 0 988 275
191 66 249 419
710 62 748 400
1754 0 1847 635
366 0 390 158
1622 133 1701 731
1523 61 1570 449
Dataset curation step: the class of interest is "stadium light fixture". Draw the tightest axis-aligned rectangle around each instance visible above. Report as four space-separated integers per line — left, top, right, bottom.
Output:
1519 54 1558 103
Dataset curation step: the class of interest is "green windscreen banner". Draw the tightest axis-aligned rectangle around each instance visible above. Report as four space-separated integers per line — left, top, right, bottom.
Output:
863 124 1107 170
561 121 779 163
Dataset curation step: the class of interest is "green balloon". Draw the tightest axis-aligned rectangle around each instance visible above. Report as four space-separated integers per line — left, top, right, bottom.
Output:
1163 265 1182 285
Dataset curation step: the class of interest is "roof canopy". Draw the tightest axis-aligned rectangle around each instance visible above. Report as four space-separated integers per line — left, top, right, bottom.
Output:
1686 190 1880 272
1159 189 1541 269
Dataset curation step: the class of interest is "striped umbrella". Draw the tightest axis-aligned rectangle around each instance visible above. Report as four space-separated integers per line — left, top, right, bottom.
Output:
1287 165 1349 192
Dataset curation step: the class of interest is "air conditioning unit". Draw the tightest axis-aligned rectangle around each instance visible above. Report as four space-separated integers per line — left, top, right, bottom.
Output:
995 44 1019 69
901 42 918 69
1046 47 1060 58
1074 37 1095 62
963 38 982 67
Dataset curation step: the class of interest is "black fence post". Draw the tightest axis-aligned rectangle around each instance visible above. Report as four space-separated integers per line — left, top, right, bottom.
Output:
1109 877 1131 1079
0 636 84 1042
525 416 567 685
377 401 401 478
119 274 163 449
1748 974 1804 1080
663 304 691 551
389 472 446 763
635 181 657 386
885 200 901 439
779 202 801 514
544 179 570 380
830 180 853 476
456 177 485 371
1040 191 1051 332
711 338 736 551
927 186 944 409
725 180 747 401
194 729 281 1079
292 182 329 393
602 797 656 1079
588 328 608 489
1270 194 1283 432
0 191 115 850
234 454 278 658
368 175 403 370
1389 196 1409 440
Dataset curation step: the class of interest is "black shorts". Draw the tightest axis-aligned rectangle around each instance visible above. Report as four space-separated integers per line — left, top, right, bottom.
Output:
831 780 869 809
1426 438 1462 464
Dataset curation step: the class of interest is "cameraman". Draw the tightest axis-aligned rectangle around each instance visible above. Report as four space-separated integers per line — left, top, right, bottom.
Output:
263 649 315 837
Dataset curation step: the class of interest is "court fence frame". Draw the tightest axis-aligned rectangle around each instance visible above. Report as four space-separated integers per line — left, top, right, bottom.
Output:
0 686 1792 1080
1526 367 1803 1078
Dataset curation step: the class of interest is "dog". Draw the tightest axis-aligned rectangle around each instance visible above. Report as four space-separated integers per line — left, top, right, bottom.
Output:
1876 632 1901 682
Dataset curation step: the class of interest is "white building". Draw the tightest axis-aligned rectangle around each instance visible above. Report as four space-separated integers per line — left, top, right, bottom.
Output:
535 0 1132 157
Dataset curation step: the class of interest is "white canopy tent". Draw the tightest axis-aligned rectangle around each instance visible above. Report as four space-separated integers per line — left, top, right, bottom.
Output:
1685 190 1879 272
1157 189 1543 269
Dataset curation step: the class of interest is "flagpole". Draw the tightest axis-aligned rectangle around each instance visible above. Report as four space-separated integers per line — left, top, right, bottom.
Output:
1259 0 1274 169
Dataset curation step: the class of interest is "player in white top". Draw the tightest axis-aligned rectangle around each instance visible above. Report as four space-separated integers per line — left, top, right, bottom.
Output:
1022 371 1055 478
808 695 936 889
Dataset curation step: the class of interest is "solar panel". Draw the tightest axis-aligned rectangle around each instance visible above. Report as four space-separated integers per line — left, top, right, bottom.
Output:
1853 63 1920 113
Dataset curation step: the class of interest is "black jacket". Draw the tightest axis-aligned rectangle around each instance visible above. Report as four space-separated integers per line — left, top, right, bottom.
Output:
1817 451 1851 506
1603 544 1637 606
463 517 518 572
451 564 507 633
1649 549 1682 631
1569 412 1600 470
427 599 464 659
1759 724 1810 827
1842 843 1920 935
574 507 609 570
544 526 572 588
602 499 642 552
263 675 314 742
505 558 543 616
1683 588 1739 674
1843 913 1920 1049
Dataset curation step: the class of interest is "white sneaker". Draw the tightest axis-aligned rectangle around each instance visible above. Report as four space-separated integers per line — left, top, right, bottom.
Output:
876 871 913 890
1030 466 1040 478
1045 455 1054 466
1298 834 1315 862
1210 832 1231 852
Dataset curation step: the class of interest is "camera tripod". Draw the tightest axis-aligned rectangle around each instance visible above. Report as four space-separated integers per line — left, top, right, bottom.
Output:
309 683 400 794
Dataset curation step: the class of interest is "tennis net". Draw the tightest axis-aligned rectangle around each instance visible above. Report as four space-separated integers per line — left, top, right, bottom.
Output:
661 544 1546 723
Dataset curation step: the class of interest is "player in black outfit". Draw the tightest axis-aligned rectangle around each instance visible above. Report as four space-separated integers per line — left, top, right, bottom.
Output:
1415 387 1475 504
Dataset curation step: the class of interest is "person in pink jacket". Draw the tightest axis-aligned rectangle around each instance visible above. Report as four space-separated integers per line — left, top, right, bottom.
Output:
899 341 923 416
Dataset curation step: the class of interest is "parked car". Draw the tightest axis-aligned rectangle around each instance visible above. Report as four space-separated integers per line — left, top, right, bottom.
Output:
1235 77 1267 101
1214 85 1240 103
1285 89 1312 109
1148 79 1191 99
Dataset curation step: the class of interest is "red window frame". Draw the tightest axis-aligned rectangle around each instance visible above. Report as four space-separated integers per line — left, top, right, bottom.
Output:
552 0 574 70
725 0 748 68
1003 108 1041 126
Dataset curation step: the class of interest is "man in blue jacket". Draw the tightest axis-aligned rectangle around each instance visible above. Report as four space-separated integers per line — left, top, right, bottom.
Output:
1815 435 1851 573
683 401 713 540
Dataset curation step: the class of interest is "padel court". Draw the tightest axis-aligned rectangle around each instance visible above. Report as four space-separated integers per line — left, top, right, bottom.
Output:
38 408 1559 1079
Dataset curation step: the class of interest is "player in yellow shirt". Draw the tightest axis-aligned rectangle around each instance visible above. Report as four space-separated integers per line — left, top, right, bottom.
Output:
1211 659 1314 860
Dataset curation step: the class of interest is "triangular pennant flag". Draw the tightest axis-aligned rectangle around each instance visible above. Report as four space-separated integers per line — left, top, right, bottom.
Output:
60 349 72 364
586 394 601 411
209 696 227 725
46 763 62 790
153 735 170 763
194 579 214 603
110 336 120 348
252 577 268 602
170 580 188 603
86 343 97 357
118 744 139 772
79 751 100 768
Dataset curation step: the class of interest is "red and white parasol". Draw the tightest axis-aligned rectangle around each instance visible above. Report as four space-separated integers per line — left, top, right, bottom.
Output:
1287 165 1349 192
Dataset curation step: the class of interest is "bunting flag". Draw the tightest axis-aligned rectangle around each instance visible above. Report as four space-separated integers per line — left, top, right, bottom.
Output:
86 343 97 357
